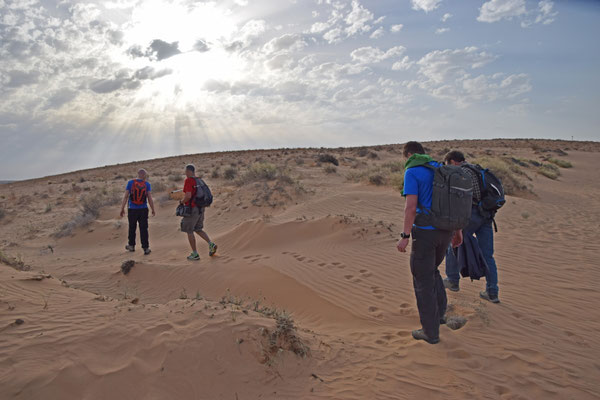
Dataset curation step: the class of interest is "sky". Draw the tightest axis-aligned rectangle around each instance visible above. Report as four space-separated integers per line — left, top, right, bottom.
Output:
1 0 599 180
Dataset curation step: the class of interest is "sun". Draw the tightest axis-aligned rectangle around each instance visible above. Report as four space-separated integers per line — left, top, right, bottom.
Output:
119 1 247 106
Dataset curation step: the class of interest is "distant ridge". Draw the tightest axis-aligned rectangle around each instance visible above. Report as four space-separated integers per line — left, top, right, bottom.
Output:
0 180 15 185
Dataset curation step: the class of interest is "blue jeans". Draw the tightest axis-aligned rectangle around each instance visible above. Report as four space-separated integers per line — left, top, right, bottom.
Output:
445 207 499 295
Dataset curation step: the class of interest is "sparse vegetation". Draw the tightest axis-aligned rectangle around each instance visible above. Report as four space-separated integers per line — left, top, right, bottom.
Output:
44 203 52 213
521 212 530 219
0 206 5 220
241 162 278 182
168 174 183 182
547 158 573 168
368 174 385 186
211 168 220 179
324 165 337 174
538 164 560 180
54 187 121 238
223 167 238 180
0 250 30 271
317 154 339 166
151 180 167 193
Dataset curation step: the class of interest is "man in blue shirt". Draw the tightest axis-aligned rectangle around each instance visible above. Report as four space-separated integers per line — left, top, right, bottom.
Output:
397 141 462 344
119 169 155 255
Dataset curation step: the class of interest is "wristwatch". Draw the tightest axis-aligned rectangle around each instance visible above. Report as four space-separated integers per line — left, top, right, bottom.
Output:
400 232 411 239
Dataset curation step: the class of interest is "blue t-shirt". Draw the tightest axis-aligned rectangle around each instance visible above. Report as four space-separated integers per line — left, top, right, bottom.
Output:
403 161 440 230
126 180 151 209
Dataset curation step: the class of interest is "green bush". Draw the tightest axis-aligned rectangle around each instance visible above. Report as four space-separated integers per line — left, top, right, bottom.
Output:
547 158 573 168
242 162 278 182
538 164 560 180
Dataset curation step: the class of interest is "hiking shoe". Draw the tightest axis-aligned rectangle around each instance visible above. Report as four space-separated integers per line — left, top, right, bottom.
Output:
187 252 200 261
411 329 440 344
443 278 460 292
125 245 135 252
143 248 151 255
209 242 218 257
480 291 500 303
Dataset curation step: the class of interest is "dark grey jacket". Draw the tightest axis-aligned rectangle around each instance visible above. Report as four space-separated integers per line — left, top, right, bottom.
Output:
455 233 489 280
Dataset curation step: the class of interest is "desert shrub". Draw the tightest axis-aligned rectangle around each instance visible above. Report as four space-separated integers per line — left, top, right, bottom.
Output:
369 174 385 186
211 169 220 179
223 167 237 180
44 203 52 213
368 151 379 159
547 158 572 168
317 154 339 166
151 180 167 193
389 172 405 192
538 164 560 180
168 174 183 182
324 165 337 174
241 162 278 182
472 156 529 195
294 157 305 165
54 187 120 237
357 148 369 157
382 161 404 173
0 207 5 220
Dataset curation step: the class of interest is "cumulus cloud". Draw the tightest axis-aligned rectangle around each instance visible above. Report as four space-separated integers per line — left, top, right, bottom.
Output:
350 46 405 64
193 39 210 52
435 28 450 34
146 39 181 61
392 56 413 71
412 46 531 107
390 24 404 33
478 0 527 23
369 27 384 39
441 13 452 22
478 0 557 26
411 0 442 12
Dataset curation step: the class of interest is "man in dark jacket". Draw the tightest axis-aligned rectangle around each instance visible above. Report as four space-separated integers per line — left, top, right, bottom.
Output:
443 151 500 303
397 142 462 344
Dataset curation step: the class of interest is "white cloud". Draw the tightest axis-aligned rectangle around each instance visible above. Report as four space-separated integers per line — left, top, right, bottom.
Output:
390 24 403 33
234 0 249 5
350 46 405 64
310 21 330 33
441 13 452 22
478 0 526 23
411 0 442 12
392 56 413 71
369 27 384 39
478 0 558 27
344 0 374 36
435 28 450 34
263 33 306 54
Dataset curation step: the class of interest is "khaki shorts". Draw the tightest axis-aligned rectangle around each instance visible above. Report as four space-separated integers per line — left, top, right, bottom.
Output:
181 207 205 233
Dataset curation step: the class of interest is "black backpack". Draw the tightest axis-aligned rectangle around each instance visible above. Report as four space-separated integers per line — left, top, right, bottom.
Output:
464 164 505 225
193 178 213 207
415 164 473 231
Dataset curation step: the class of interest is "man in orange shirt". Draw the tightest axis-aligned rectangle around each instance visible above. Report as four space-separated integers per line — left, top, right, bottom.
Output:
180 164 217 261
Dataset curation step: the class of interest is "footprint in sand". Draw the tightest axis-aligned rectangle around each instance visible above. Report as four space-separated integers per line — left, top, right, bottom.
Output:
371 287 383 294
344 275 354 280
368 306 379 312
359 269 373 278
352 278 362 284
318 262 327 267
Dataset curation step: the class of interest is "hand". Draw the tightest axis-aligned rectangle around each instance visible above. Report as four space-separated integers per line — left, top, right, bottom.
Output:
151 209 156 217
119 209 125 218
397 238 410 253
452 230 463 248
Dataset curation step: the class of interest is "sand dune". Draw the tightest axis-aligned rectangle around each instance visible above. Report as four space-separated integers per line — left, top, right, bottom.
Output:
1 139 599 399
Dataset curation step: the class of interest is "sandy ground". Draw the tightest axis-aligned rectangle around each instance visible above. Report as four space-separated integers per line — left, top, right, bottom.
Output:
1 139 599 399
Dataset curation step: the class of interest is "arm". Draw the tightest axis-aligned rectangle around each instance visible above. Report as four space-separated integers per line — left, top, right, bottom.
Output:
147 192 156 216
397 195 418 253
181 192 192 205
119 190 129 218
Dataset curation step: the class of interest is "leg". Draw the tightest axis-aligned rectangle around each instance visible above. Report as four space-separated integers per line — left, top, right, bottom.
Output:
181 207 201 254
127 209 137 246
187 232 197 253
434 232 453 319
139 208 149 249
475 219 499 296
410 228 441 339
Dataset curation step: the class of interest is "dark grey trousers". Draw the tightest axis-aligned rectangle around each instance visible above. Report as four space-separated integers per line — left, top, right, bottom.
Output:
410 227 453 339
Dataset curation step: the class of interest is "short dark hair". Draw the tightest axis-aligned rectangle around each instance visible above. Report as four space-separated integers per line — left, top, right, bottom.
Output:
403 141 425 158
185 164 195 173
444 151 466 164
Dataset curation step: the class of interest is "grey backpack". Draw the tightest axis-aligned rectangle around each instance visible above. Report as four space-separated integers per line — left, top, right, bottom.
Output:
415 164 473 231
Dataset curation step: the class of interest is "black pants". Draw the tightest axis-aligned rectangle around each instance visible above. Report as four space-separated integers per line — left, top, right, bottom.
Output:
410 227 453 339
128 208 149 249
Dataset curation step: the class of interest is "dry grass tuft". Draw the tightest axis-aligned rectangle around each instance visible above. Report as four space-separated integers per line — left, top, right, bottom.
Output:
324 165 337 174
472 156 531 195
547 158 573 169
538 164 560 180
0 250 30 271
54 187 120 237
